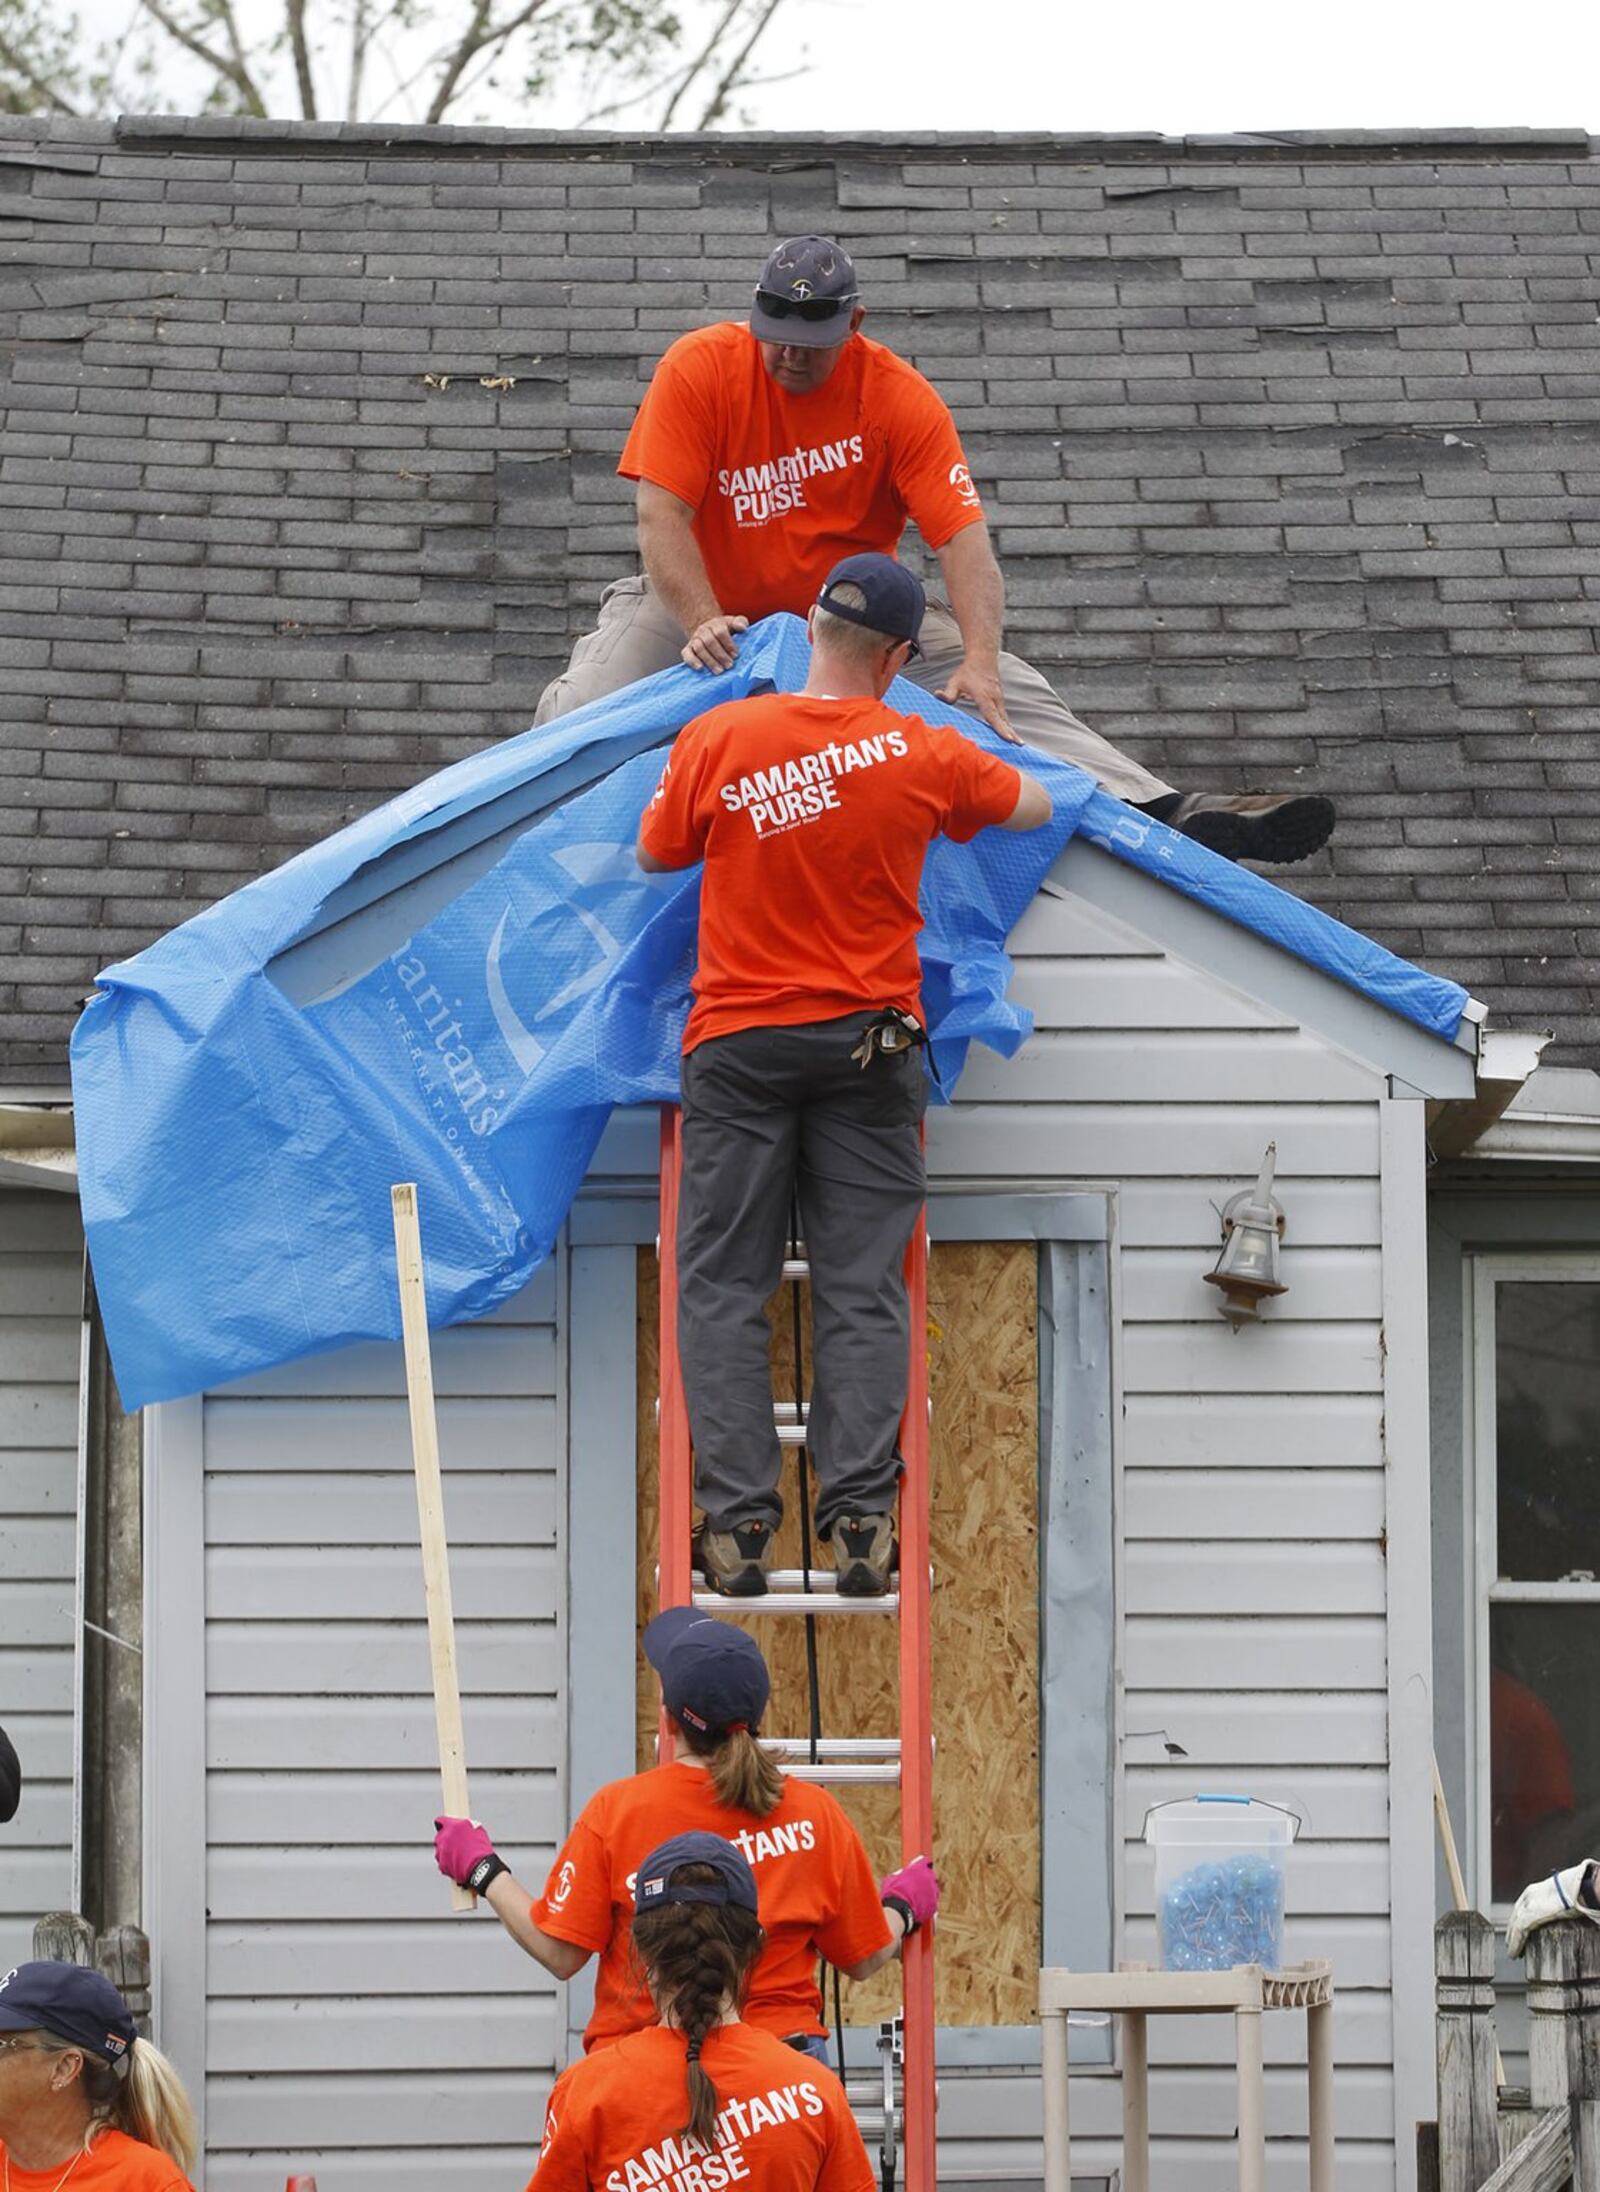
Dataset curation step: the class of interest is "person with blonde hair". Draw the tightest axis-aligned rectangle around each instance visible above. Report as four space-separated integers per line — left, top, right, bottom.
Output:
527 1832 873 2190
435 1609 937 2060
0 1961 198 2189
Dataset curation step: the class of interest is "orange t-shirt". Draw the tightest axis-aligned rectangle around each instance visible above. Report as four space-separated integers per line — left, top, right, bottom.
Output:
528 2024 875 2192
639 692 1022 1052
0 2130 193 2191
528 1760 892 2049
1491 1664 1577 1896
618 322 985 622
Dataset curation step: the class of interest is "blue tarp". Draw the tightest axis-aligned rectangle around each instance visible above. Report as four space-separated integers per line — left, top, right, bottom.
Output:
70 611 1469 1408
1074 790 1470 1044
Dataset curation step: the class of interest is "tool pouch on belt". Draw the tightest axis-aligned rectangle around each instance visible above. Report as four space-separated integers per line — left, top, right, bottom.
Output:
850 1008 928 1071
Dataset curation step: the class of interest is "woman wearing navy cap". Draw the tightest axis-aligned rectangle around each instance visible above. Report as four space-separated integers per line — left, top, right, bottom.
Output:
0 1961 197 2190
527 1832 873 2191
435 1609 937 2059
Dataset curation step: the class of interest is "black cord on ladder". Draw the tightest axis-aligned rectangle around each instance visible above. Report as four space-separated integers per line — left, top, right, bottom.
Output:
788 1197 824 1764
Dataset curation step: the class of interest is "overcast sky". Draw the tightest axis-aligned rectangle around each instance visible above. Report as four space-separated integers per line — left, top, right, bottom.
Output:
73 0 1600 134
742 0 1600 138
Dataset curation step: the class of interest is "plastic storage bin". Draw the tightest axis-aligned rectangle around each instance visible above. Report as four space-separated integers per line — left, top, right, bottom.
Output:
1146 1794 1298 1971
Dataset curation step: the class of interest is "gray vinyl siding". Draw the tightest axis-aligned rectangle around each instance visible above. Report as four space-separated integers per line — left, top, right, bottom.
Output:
186 1260 566 2192
939 879 1399 2189
0 1189 82 1970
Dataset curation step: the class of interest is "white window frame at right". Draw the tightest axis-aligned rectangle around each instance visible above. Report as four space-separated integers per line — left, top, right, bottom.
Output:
1469 1252 1600 1915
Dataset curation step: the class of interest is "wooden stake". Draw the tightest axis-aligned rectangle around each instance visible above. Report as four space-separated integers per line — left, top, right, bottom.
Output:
1433 1751 1471 1914
391 1183 474 1914
1433 1750 1504 2086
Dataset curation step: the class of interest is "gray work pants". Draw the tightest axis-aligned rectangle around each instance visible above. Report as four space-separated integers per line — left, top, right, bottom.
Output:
534 574 1173 803
678 1016 927 1537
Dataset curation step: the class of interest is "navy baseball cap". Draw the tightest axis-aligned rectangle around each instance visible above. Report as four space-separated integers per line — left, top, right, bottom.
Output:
643 1607 770 1737
816 552 926 653
0 1962 136 2072
751 236 860 348
636 1831 759 1916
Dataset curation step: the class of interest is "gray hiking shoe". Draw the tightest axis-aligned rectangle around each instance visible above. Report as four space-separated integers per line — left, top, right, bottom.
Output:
1165 791 1335 867
827 1512 897 1597
694 1518 774 1598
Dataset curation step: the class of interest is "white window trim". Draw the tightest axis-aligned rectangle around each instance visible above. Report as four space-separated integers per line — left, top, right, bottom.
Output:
1468 1251 1600 1913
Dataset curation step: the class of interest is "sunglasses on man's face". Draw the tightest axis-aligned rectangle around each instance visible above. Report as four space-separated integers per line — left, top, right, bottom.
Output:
754 288 858 324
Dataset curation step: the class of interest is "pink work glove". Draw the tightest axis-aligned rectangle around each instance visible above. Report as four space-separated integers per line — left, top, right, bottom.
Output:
882 1855 939 1936
434 1815 504 1894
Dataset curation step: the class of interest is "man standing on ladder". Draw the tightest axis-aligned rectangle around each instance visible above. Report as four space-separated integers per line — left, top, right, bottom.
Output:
637 551 1050 1596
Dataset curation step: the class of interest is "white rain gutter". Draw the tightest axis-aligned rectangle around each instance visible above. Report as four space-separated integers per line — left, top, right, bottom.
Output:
1426 1027 1553 1163
0 1101 77 1192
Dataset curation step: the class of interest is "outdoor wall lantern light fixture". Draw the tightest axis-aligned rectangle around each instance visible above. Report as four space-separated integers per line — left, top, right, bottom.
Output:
1205 1142 1288 1329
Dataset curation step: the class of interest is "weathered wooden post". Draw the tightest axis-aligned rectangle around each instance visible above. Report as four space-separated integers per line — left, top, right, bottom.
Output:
29 1917 153 2042
1558 1922 1600 2191
1526 1926 1572 2114
97 1923 151 2037
1437 1911 1499 2192
31 1912 94 1965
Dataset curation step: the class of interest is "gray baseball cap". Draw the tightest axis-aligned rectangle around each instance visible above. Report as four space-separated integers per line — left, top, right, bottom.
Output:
751 236 860 349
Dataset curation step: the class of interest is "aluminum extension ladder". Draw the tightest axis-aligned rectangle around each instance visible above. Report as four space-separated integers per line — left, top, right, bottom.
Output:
654 1104 937 2192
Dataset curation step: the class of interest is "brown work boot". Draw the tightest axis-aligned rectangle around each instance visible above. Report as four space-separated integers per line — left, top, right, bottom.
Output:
1164 792 1335 867
826 1512 897 1597
694 1518 774 1598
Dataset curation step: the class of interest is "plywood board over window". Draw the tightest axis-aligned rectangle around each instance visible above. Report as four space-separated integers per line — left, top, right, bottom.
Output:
636 1241 1040 2028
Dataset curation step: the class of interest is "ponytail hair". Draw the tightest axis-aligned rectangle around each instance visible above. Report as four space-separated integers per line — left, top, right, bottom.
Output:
676 1718 785 1819
39 2030 198 2177
632 1866 764 2148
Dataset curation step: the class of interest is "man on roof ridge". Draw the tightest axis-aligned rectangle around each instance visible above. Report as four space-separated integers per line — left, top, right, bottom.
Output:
540 232 1334 871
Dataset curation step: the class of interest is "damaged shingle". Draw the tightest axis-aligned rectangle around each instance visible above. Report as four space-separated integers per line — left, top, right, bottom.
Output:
4 117 1600 1079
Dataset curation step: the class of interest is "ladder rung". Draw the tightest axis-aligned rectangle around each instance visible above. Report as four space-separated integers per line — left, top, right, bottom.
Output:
763 1737 902 1757
844 2077 905 2108
764 1736 901 1786
773 1399 809 1449
784 1760 901 1784
692 1571 900 1615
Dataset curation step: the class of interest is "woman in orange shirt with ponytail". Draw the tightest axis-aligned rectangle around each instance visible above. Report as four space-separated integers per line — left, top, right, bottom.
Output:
527 1833 873 2192
434 1610 936 2059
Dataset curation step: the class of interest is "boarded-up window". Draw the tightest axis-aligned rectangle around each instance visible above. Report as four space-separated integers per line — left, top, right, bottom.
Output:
637 1241 1043 2028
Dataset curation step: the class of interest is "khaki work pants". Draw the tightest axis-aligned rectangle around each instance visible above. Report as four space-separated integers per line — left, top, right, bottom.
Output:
534 575 1173 804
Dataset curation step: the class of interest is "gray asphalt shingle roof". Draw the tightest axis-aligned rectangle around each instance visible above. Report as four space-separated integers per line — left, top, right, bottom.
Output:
3 116 1599 1083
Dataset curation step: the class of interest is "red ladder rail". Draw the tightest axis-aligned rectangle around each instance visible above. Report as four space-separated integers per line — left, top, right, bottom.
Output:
654 1101 937 2191
657 1105 694 1625
896 1210 935 2192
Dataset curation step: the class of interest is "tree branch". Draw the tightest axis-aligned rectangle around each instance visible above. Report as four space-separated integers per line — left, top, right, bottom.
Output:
136 0 267 113
421 0 493 123
345 0 365 118
423 0 560 122
655 0 741 129
691 0 787 128
286 0 318 117
0 28 80 112
353 0 432 121
213 0 271 112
